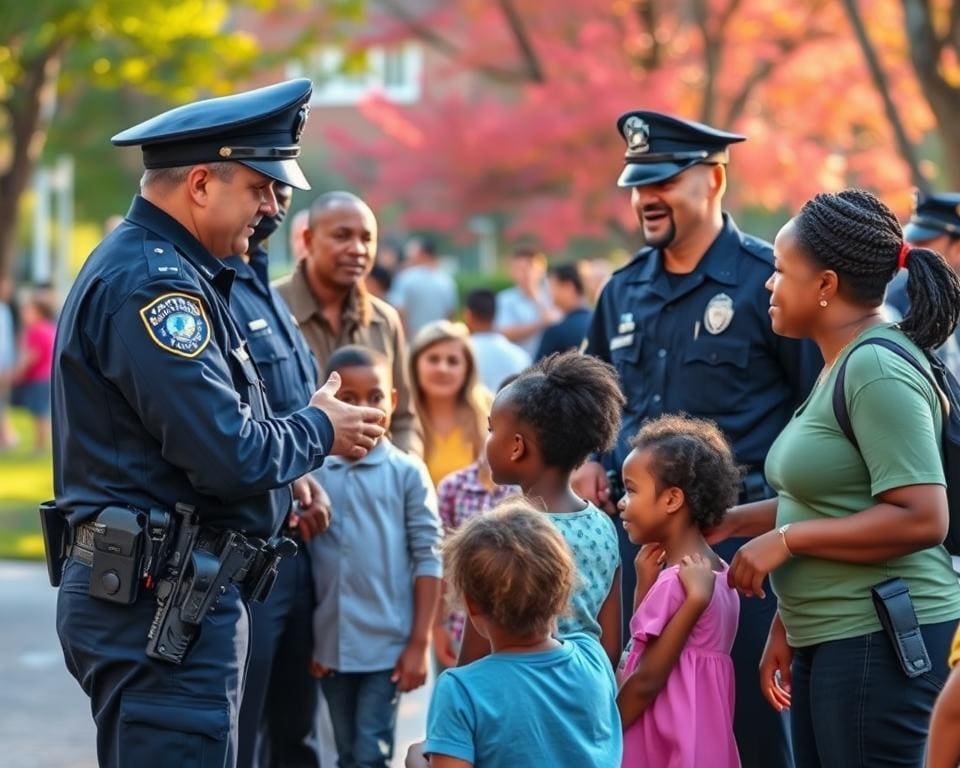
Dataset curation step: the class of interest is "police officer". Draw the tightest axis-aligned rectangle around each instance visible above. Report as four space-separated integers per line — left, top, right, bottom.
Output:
226 184 326 768
52 79 386 768
885 190 960 379
578 111 819 768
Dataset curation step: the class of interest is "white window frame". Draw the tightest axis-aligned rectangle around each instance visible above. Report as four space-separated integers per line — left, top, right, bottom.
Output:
288 43 423 106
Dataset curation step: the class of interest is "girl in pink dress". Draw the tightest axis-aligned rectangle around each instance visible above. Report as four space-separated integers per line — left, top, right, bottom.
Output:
616 415 741 768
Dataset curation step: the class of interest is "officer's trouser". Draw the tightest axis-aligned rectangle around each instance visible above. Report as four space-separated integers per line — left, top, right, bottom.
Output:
56 558 249 768
618 526 794 768
237 545 320 768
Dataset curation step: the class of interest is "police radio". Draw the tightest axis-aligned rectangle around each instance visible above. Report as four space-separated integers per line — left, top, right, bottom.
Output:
88 507 147 604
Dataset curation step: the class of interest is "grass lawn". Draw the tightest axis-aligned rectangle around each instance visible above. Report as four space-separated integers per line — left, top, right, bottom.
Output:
0 409 52 560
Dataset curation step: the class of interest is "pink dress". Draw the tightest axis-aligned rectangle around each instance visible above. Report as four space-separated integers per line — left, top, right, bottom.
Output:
618 563 740 768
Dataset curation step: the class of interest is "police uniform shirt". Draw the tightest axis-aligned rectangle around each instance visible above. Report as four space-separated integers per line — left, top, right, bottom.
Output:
583 214 820 473
224 246 317 418
53 196 334 538
885 270 960 380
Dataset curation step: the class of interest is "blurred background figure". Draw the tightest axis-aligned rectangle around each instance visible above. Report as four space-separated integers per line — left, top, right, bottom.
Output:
495 245 558 358
103 215 125 236
408 320 491 488
536 261 592 360
288 208 311 265
0 276 16 450
585 256 615 304
388 236 458 338
365 263 393 302
885 190 960 379
7 287 56 452
462 288 530 392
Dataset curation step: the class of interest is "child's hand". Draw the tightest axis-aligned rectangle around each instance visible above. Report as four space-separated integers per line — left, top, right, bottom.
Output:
309 660 333 679
634 543 665 584
433 622 459 669
677 553 715 608
392 641 429 693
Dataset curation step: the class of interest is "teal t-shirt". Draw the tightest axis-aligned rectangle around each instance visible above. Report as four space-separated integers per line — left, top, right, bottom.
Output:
766 324 960 647
547 504 620 639
424 633 623 767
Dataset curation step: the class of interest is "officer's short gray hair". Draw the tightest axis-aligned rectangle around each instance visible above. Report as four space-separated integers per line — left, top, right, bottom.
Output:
140 162 237 190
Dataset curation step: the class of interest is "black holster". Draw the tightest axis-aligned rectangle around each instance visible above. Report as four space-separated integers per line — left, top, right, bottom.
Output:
871 577 932 678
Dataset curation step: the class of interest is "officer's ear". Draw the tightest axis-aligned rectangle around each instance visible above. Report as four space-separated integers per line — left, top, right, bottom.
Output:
185 165 215 207
708 163 727 199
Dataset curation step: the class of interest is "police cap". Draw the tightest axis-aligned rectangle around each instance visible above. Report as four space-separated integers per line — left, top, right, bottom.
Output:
903 190 960 244
615 111 745 188
112 79 314 191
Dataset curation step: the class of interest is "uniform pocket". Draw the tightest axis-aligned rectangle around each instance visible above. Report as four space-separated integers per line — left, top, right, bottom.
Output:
119 691 230 767
610 335 642 392
679 338 750 414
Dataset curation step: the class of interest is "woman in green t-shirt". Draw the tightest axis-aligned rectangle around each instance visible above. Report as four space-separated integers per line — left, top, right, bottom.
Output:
714 189 960 767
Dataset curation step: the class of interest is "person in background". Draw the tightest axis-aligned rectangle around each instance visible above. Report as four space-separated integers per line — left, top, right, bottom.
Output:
0 275 17 450
288 208 311 265
388 236 458 338
536 261 593 360
462 288 530 392
409 320 492 487
586 256 615 304
310 345 442 768
8 288 57 452
495 246 559 358
885 190 960 379
365 263 393 302
275 190 424 456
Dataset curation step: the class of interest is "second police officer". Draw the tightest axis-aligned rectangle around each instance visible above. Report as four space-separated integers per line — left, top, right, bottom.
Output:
226 183 328 768
52 80 385 768
580 111 821 768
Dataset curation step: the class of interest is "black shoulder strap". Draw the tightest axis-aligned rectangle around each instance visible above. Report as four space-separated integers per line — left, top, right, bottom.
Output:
832 337 942 450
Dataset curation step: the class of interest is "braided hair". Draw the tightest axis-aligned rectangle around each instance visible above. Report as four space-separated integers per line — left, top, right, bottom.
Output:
794 188 960 350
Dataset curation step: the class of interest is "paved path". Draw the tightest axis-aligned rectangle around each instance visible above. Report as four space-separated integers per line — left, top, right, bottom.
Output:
0 560 430 767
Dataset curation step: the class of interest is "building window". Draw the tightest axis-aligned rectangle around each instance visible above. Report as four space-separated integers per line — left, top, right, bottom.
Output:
289 43 423 106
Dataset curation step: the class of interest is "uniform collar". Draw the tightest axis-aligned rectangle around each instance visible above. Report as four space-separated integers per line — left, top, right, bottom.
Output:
126 195 236 296
325 437 392 469
628 213 741 289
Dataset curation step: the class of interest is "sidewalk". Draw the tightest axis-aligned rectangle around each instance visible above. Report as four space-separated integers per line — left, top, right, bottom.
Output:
0 560 430 768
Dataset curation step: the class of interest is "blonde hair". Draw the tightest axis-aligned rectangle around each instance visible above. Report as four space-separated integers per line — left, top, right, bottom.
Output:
444 498 575 636
408 320 492 459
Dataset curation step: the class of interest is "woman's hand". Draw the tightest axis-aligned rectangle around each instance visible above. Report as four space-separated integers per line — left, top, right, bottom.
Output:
759 613 793 712
727 529 791 598
677 554 716 608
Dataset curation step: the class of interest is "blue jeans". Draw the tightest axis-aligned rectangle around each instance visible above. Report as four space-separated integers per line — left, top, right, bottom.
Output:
320 669 399 768
791 619 957 768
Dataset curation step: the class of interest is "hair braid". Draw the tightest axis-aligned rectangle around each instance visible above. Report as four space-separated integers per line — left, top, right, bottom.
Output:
794 188 960 350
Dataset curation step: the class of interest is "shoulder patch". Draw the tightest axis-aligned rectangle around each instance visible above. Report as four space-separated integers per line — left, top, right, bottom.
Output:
139 292 211 358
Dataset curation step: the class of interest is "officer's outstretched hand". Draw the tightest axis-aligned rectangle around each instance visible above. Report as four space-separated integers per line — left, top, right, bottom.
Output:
310 372 386 459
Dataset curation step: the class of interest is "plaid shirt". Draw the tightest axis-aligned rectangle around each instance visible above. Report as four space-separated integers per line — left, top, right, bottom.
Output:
437 461 519 640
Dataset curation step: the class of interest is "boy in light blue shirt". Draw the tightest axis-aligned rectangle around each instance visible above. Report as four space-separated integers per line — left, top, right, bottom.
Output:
408 501 622 768
309 345 442 768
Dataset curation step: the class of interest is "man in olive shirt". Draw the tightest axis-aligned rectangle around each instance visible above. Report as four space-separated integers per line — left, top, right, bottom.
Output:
275 191 423 456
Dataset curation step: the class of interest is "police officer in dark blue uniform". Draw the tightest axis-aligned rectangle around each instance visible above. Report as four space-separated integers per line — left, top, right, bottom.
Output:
579 111 819 768
51 79 386 768
885 191 960 379
227 184 327 768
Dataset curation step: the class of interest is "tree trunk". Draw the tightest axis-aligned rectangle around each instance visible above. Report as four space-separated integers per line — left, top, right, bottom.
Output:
843 0 930 192
902 0 960 189
0 43 63 282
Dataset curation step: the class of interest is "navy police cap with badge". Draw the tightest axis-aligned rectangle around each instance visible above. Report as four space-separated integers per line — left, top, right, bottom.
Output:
616 111 746 188
112 79 313 190
903 190 960 244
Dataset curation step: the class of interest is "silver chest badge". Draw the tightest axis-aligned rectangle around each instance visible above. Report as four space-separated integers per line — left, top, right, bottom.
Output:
704 293 734 335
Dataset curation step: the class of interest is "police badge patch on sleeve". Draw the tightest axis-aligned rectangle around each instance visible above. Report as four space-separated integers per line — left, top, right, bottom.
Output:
139 293 211 357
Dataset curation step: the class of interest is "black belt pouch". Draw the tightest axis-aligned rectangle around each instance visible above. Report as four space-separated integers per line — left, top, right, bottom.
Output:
39 500 67 587
871 577 932 678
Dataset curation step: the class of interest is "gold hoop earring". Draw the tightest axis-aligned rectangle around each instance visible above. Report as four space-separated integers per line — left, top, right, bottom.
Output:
819 298 828 308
